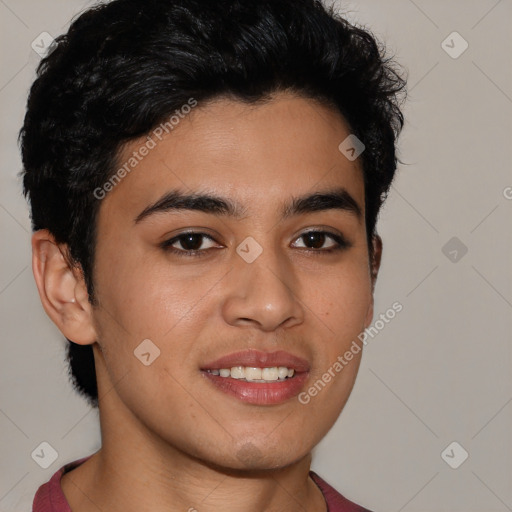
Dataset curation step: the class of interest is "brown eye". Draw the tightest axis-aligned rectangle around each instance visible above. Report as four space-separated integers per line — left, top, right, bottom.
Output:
175 233 205 251
161 232 219 257
303 232 327 249
292 230 350 252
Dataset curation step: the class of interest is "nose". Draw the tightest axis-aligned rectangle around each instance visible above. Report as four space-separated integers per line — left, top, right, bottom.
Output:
221 242 305 332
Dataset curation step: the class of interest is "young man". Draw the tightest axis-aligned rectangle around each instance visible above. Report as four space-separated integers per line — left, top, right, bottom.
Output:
21 0 406 510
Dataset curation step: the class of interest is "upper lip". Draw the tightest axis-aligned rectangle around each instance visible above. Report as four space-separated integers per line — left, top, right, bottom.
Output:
201 349 310 372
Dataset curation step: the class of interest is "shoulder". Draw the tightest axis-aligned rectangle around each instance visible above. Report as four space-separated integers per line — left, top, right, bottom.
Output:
309 471 375 512
32 455 93 512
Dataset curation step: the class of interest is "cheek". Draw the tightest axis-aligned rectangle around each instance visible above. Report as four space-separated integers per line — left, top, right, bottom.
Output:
300 259 371 399
91 254 226 406
95 247 224 339
305 260 373 340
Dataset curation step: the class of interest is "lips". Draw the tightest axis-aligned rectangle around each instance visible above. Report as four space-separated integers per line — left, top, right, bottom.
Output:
200 349 310 373
200 349 311 405
202 370 310 405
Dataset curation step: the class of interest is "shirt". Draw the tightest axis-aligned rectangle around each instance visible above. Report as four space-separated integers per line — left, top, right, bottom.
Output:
33 455 373 512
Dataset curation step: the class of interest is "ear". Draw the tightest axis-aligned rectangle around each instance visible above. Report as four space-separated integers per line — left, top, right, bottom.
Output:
364 234 383 328
31 229 97 345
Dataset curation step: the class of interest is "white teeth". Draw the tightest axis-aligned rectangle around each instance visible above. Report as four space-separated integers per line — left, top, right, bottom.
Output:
230 366 245 379
245 367 262 381
208 366 296 381
261 367 279 381
278 366 289 379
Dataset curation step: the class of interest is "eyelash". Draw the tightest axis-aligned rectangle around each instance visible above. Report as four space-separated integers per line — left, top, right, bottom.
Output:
160 230 351 258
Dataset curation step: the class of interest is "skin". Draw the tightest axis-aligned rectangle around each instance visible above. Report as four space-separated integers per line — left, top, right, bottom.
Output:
32 91 382 512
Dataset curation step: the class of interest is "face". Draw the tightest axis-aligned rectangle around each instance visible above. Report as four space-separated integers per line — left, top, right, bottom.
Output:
89 91 377 470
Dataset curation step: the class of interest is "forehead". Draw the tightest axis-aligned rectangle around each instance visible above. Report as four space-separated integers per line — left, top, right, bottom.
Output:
98 92 365 225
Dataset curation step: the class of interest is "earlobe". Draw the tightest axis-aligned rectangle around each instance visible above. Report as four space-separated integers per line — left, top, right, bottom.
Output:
31 229 97 345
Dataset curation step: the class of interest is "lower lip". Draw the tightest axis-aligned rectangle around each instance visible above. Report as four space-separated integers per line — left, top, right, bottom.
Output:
202 371 309 405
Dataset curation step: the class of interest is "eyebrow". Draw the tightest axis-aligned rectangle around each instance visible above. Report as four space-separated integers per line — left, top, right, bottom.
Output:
134 186 362 224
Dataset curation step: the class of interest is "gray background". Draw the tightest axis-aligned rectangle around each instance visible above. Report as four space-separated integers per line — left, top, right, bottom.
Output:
1 0 511 510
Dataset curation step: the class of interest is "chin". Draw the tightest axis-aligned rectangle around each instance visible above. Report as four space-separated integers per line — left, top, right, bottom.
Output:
196 439 310 474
